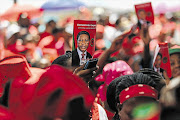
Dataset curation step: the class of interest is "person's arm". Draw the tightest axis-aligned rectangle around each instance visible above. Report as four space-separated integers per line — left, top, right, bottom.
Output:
163 70 170 85
96 30 131 76
139 24 151 68
73 64 99 84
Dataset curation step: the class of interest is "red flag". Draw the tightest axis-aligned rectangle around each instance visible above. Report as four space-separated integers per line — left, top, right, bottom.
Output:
158 42 172 78
135 2 154 24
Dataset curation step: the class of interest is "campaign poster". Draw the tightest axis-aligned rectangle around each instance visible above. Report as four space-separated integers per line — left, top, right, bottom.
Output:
152 43 172 79
72 20 96 66
135 2 154 27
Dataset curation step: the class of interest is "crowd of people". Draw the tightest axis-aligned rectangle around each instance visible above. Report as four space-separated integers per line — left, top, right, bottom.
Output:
0 5 180 120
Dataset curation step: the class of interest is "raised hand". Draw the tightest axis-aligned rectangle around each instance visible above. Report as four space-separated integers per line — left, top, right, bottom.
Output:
139 24 151 45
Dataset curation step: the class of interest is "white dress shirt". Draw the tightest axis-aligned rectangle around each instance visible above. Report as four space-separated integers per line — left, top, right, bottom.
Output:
77 47 87 65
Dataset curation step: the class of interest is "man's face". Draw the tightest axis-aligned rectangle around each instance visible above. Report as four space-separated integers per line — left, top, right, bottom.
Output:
139 11 146 20
170 54 180 78
77 34 89 52
154 55 162 68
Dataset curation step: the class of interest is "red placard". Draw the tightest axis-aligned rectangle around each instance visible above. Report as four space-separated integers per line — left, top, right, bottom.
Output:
153 43 172 78
72 20 96 66
135 2 154 24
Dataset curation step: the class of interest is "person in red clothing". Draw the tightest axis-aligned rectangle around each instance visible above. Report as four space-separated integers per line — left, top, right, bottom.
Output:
38 28 65 62
38 20 57 44
5 24 27 54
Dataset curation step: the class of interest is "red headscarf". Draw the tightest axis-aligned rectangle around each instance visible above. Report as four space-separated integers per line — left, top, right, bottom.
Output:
122 36 144 56
0 105 14 120
0 55 31 97
14 65 95 120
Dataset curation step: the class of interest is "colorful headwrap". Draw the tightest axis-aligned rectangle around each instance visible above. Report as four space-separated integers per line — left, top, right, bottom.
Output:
119 84 158 104
102 60 133 85
96 60 133 102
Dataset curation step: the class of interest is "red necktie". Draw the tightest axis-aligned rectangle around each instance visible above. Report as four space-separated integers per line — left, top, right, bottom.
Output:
81 53 85 59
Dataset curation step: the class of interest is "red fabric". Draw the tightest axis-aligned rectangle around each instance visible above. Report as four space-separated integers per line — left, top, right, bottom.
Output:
93 50 104 58
119 84 158 104
96 60 133 103
7 43 27 54
95 74 105 82
14 65 95 119
102 60 133 85
97 84 107 102
9 67 45 114
0 4 43 21
39 31 51 43
0 55 31 97
122 36 143 56
158 42 172 78
91 102 100 120
0 105 14 120
105 109 114 120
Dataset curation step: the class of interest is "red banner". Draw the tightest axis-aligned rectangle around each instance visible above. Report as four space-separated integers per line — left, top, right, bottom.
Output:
72 20 96 66
135 2 154 24
73 20 96 55
153 43 172 78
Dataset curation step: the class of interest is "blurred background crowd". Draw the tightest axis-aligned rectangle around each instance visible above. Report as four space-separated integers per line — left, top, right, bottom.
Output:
0 0 180 70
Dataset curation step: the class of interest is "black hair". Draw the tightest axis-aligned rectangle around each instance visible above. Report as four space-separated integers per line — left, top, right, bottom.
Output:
160 107 180 120
52 51 72 67
77 31 90 41
52 28 64 35
138 9 146 14
47 20 56 25
128 33 136 40
0 81 10 107
106 77 122 112
137 68 165 98
115 73 156 105
137 68 163 83
67 97 89 120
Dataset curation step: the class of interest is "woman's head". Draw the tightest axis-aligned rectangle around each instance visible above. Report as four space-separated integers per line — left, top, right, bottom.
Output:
169 46 180 78
107 73 159 120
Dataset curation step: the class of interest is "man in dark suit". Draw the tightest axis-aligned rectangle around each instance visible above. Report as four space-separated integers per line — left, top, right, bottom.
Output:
137 9 152 29
72 31 92 66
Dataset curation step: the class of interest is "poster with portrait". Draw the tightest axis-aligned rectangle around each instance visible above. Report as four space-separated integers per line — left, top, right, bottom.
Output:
152 43 172 79
135 2 154 29
72 20 96 66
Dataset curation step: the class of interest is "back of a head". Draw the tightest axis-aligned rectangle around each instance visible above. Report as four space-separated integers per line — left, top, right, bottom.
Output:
52 27 64 35
52 51 72 68
137 68 166 97
18 65 95 120
106 77 122 112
